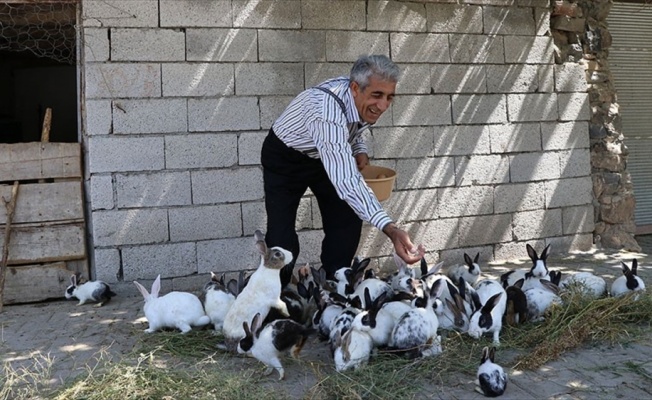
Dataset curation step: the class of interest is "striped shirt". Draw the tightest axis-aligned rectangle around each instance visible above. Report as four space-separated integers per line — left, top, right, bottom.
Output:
272 76 393 231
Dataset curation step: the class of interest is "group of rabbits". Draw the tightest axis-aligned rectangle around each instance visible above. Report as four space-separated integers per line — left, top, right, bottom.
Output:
64 231 646 397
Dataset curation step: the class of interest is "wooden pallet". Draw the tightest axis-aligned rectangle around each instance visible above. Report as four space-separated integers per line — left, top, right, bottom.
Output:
0 142 87 304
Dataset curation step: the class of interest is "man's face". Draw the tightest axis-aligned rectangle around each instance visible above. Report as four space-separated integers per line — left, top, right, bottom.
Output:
350 75 396 124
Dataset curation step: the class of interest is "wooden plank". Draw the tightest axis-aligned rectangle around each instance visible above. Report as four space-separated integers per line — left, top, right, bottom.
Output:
2 262 76 305
0 142 81 182
0 223 86 265
0 181 83 224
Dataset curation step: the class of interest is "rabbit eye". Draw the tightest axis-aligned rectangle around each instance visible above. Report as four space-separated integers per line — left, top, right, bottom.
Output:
274 250 282 258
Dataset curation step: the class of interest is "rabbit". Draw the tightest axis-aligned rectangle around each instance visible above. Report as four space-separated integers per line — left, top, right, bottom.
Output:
332 326 374 372
435 280 470 332
447 252 482 286
265 281 314 326
222 230 294 346
203 272 236 331
65 273 116 307
350 288 395 347
468 280 507 346
500 243 551 288
503 278 528 326
524 279 562 321
611 259 646 298
388 279 444 359
133 274 210 334
237 312 314 380
388 252 418 290
328 300 362 355
560 271 607 299
352 277 393 309
476 346 508 397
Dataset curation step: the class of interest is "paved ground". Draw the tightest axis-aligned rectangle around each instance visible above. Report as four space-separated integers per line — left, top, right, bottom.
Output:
2 241 652 399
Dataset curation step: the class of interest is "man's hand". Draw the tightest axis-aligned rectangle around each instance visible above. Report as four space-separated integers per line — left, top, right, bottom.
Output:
382 223 425 264
355 153 369 171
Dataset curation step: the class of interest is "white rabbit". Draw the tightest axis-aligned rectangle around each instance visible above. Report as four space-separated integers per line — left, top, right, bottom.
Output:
435 280 470 333
350 288 396 347
447 252 482 286
328 304 361 354
560 271 607 299
611 259 646 298
133 275 210 334
468 280 507 346
352 277 393 309
500 243 551 288
237 313 314 380
524 279 562 321
333 326 374 372
222 230 293 346
388 279 444 358
476 346 508 397
65 273 116 307
203 272 236 331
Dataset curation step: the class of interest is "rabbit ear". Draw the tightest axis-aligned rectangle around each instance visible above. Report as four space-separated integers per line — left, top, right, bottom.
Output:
481 346 490 363
621 261 631 275
242 321 251 337
526 243 538 261
364 287 372 310
133 281 150 299
250 313 262 334
541 244 551 261
464 253 473 267
420 257 428 276
254 229 265 242
632 259 638 275
489 346 496 362
482 293 503 313
256 240 267 256
474 252 480 263
70 274 77 286
151 275 161 298
429 278 444 299
514 278 524 289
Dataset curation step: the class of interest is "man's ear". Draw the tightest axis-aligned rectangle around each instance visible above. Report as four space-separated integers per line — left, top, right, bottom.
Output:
350 80 361 98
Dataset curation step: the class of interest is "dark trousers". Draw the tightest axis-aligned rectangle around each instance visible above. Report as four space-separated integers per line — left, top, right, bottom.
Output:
261 129 362 280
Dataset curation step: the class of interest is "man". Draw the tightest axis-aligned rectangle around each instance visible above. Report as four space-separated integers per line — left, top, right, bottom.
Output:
261 54 424 280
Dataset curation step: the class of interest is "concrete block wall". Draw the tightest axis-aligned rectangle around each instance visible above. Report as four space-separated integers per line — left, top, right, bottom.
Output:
81 0 592 286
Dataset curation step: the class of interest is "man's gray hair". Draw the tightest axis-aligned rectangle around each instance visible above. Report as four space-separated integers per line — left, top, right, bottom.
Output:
350 55 400 91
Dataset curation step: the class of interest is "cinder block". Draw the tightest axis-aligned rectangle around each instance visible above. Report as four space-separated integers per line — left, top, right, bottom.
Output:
510 152 561 182
260 30 326 62
489 123 541 153
559 148 591 178
92 209 168 246
507 93 558 122
122 242 197 281
546 233 594 252
116 171 191 208
242 201 266 236
305 63 351 88
544 177 593 208
504 36 554 64
368 1 426 32
92 248 121 284
85 99 112 136
373 126 434 158
393 95 451 126
186 29 258 62
494 182 546 213
541 121 589 150
563 205 595 235
440 245 494 266
513 209 563 241
486 65 539 93
391 33 450 63
538 64 555 92
191 167 264 203
113 99 187 134
232 0 301 28
296 197 314 230
171 274 208 295
111 28 185 62
260 96 294 129
82 0 158 28
434 125 491 156
197 236 260 274
88 136 164 173
162 63 234 97
83 28 109 62
395 157 455 189
90 174 114 210
302 0 365 30
165 133 238 169
396 64 431 94
535 7 551 36
452 94 508 124
310 197 323 229
169 204 242 241
483 6 535 35
438 186 494 218
450 34 504 63
458 214 513 247
295 230 325 265
235 63 304 95
426 3 483 33
188 97 260 132
238 131 266 166
555 64 587 92
160 0 231 27
558 93 590 121
383 188 439 223
431 65 486 94
85 63 161 99
326 32 390 62
494 240 539 263
519 0 550 6
455 154 510 185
